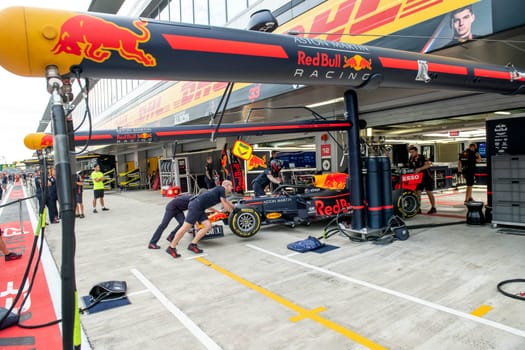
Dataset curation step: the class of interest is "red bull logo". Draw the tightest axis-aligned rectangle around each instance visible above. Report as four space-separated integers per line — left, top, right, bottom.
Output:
343 54 372 71
313 172 348 190
137 132 152 140
52 15 156 67
247 154 267 170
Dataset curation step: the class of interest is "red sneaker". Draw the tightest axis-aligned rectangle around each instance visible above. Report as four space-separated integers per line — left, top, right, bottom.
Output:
166 246 180 258
187 243 203 254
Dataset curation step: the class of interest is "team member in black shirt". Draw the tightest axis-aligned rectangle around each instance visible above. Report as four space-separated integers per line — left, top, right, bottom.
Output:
408 145 437 214
166 180 234 258
252 159 283 196
148 193 193 250
458 143 481 203
204 155 217 189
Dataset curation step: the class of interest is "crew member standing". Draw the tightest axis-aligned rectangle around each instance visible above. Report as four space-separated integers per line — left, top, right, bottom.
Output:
91 164 109 213
204 155 217 189
458 143 481 203
408 145 437 214
34 169 45 213
46 167 59 223
75 171 85 218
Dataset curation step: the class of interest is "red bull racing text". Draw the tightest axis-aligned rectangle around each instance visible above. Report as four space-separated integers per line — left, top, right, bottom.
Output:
315 196 350 217
295 49 372 80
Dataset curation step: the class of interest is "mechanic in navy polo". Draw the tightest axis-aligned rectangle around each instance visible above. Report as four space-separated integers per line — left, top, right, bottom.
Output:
166 180 234 258
252 159 283 196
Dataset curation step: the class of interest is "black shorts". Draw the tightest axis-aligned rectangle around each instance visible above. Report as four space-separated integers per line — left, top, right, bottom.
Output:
184 201 208 225
416 175 434 192
463 170 475 186
75 192 83 204
93 189 105 199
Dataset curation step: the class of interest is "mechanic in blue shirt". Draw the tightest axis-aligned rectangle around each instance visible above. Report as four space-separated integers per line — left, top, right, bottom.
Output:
148 193 193 250
166 180 234 258
252 159 283 197
148 189 209 249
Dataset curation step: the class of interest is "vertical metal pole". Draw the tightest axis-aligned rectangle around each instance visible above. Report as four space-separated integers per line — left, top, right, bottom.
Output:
47 67 77 350
207 0 210 25
344 90 365 230
66 112 82 350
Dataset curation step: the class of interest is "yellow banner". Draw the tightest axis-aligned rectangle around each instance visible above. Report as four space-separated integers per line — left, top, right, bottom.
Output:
101 0 479 129
279 0 480 44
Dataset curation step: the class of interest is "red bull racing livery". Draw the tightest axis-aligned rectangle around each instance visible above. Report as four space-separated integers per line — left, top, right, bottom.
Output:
227 170 421 237
228 183 352 238
0 6 524 95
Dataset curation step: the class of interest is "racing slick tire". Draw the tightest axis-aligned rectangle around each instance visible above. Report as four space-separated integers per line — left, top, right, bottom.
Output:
393 190 420 219
229 207 262 238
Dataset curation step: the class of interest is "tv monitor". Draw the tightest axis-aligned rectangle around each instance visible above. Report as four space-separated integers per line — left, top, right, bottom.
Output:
477 142 486 158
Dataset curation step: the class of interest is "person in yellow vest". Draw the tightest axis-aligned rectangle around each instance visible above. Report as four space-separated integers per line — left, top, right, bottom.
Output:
91 164 110 213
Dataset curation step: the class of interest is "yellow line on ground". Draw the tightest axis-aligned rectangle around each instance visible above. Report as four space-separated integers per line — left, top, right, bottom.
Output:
470 304 493 317
196 257 387 350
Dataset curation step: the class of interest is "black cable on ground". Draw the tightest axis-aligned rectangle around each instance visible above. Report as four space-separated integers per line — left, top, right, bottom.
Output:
497 279 525 301
497 229 525 237
79 292 113 314
407 221 466 230
318 211 469 244
17 318 61 329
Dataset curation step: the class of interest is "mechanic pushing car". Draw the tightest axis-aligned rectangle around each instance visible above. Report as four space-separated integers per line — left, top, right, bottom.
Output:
252 159 283 196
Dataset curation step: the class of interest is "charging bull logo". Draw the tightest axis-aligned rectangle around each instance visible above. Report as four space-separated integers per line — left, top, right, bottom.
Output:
247 154 267 170
343 54 372 71
52 15 157 67
313 172 348 190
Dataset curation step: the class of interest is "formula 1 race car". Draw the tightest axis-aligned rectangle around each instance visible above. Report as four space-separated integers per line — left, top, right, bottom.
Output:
225 171 419 238
228 177 351 238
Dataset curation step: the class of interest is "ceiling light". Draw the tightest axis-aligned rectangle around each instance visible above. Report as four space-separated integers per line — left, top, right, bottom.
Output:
306 97 344 109
494 111 511 115
423 133 449 137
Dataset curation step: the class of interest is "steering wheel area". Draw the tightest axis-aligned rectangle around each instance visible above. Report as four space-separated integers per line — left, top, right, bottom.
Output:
272 184 294 196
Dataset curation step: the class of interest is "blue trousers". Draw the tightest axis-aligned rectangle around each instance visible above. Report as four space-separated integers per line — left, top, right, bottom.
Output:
149 207 185 244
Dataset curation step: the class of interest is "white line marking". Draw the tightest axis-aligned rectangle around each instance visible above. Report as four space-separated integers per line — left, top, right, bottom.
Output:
126 289 149 297
130 268 222 350
246 244 525 338
184 253 208 261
